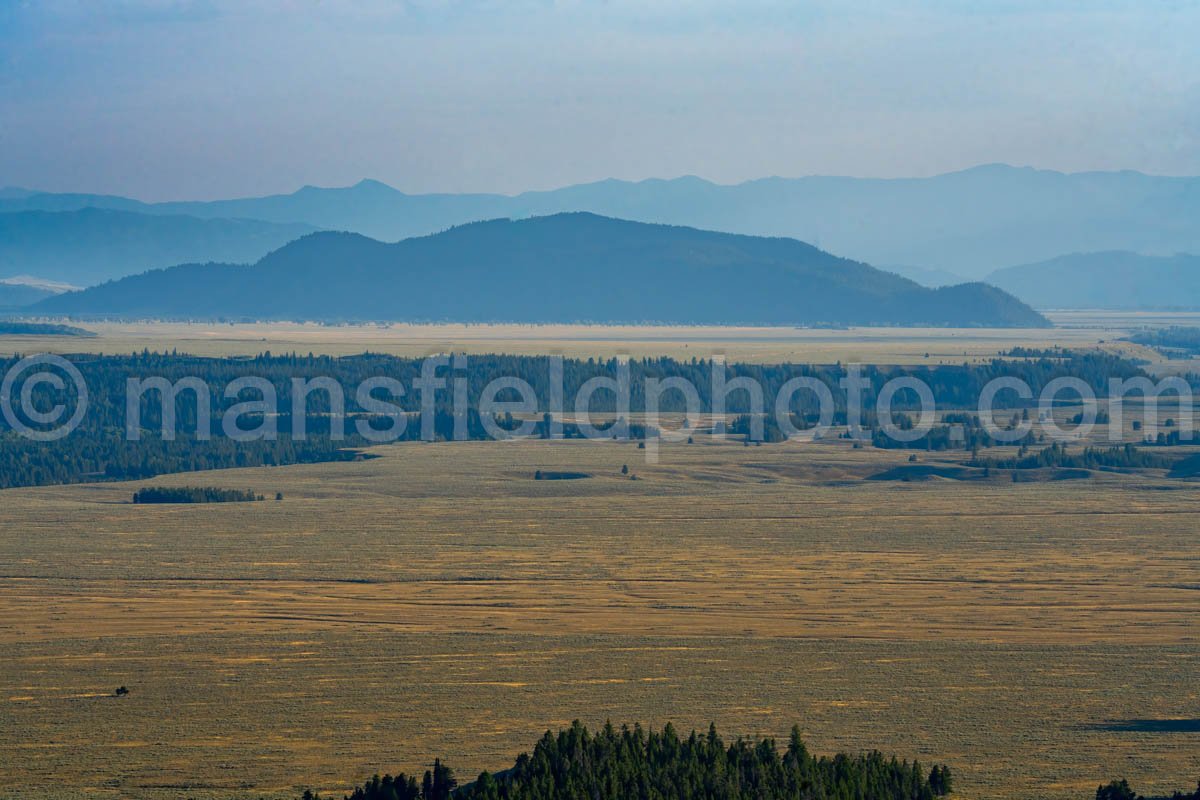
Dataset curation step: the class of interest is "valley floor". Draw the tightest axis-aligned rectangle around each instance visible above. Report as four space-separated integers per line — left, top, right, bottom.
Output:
2 439 1198 799
0 319 1142 364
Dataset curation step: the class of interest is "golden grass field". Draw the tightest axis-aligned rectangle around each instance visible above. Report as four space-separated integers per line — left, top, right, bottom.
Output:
2 434 1199 800
0 319 1166 365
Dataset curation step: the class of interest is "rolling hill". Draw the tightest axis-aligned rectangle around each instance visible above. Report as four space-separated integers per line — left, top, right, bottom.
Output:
0 208 317 285
986 251 1200 309
7 165 1200 277
36 213 1048 327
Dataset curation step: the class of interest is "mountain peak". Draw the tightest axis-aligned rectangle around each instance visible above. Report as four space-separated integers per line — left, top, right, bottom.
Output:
351 178 397 192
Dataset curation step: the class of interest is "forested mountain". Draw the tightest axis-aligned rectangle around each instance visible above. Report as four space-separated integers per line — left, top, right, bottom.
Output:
986 251 1200 310
37 213 1047 326
0 208 316 285
7 165 1200 276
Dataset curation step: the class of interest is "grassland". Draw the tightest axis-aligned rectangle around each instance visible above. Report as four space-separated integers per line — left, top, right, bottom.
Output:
0 319 1145 364
2 436 1199 800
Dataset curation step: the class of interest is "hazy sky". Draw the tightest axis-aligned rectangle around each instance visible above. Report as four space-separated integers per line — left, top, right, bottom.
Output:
1 1 1198 200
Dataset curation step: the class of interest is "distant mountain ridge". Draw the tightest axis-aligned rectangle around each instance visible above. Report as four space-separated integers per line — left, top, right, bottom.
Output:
1 274 79 292
7 164 1199 278
987 251 1200 309
0 283 55 310
0 275 75 311
35 213 1048 327
0 208 316 286
883 265 969 288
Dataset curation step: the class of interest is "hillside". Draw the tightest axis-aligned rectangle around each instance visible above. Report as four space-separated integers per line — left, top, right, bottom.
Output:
36 213 1048 327
0 208 317 285
7 165 1200 277
986 251 1200 309
0 283 55 310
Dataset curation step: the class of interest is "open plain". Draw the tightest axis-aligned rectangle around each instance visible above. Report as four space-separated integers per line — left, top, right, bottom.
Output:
2 436 1198 800
0 319 1163 364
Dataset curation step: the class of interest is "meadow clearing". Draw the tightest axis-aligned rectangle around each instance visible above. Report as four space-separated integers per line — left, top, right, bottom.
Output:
2 434 1198 800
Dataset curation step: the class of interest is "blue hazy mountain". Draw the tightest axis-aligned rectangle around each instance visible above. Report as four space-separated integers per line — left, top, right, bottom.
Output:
6 165 1198 278
883 265 970 288
0 283 56 310
0 208 317 286
36 213 1047 327
987 251 1200 310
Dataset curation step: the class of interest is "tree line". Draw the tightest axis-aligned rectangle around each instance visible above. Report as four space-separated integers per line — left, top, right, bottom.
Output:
0 349 1174 490
971 442 1174 471
306 720 953 800
1125 327 1200 358
0 321 94 337
132 486 265 504
1096 778 1200 800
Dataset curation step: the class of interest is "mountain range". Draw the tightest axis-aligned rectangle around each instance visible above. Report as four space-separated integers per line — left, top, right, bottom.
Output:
0 208 316 286
5 164 1200 286
0 281 56 310
986 252 1200 310
34 213 1048 327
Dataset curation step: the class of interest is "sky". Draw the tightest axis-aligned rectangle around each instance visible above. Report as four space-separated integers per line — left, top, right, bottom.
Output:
1 0 1198 201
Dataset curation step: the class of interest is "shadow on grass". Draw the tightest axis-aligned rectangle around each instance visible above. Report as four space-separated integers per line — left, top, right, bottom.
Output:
1091 719 1200 733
